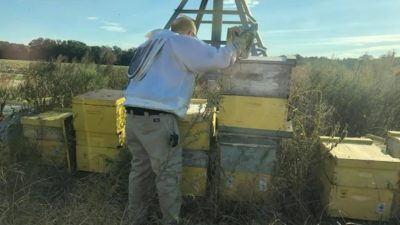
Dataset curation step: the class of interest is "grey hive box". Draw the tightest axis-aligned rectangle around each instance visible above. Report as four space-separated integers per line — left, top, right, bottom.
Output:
219 56 296 98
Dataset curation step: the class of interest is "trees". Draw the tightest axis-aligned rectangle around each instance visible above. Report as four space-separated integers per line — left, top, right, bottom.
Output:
0 41 29 60
0 38 134 65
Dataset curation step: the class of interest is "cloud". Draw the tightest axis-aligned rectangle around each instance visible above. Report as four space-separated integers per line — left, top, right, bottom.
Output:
311 34 400 46
87 16 99 21
100 25 126 33
263 28 320 35
338 44 400 58
103 21 121 26
224 0 260 8
331 34 400 45
100 21 127 33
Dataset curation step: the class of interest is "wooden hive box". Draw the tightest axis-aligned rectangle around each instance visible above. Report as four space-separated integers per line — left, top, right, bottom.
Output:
218 95 289 131
182 149 209 197
218 135 278 201
320 137 400 189
72 89 126 134
76 145 121 173
320 137 400 221
21 111 74 168
219 56 296 98
178 99 214 151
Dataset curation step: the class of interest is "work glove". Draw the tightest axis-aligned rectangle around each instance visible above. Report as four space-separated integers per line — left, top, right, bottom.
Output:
227 26 255 59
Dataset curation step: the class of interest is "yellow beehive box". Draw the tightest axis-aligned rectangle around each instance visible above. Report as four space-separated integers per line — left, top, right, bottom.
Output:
387 131 400 159
218 95 288 131
21 111 73 141
75 131 125 148
178 99 213 151
27 139 69 167
321 174 393 221
72 89 126 134
76 145 121 173
182 167 207 197
321 137 400 189
221 171 271 201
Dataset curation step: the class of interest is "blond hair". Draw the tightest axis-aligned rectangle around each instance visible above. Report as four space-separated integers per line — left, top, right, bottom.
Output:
171 16 196 35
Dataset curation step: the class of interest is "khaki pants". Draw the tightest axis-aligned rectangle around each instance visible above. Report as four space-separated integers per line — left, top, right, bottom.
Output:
126 112 182 225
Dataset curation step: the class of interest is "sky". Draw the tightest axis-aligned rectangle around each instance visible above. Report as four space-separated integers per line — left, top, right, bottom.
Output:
0 0 399 58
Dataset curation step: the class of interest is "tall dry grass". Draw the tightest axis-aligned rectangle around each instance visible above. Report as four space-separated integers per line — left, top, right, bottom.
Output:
1 53 400 225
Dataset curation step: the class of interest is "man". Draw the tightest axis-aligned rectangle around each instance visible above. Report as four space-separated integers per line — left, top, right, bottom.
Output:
124 16 237 225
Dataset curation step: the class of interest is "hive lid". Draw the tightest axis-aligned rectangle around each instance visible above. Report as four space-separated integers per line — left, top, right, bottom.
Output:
388 131 400 138
236 56 296 66
72 89 125 106
320 136 373 145
322 141 400 170
21 111 72 127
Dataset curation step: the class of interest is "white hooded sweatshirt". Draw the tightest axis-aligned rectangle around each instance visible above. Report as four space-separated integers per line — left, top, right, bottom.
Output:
124 29 236 118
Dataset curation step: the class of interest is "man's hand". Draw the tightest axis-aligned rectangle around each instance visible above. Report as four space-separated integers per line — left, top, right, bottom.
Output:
227 26 254 59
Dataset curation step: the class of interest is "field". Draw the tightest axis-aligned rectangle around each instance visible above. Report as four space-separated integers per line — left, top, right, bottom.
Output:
1 55 400 225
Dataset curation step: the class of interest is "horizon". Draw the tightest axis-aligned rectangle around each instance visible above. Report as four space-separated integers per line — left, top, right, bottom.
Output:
1 0 399 58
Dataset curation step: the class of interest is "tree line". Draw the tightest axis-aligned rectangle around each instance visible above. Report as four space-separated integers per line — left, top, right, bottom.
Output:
0 38 135 65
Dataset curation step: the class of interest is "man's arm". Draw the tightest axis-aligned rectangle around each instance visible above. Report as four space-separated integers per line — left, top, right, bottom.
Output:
168 35 237 74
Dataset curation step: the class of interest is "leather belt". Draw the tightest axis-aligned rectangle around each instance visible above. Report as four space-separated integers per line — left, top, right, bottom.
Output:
125 107 167 116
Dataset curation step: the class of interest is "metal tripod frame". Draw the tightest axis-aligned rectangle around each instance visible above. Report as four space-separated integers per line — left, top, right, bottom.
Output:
164 0 267 56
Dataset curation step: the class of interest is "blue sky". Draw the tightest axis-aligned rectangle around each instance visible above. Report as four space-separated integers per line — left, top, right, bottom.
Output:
0 0 399 58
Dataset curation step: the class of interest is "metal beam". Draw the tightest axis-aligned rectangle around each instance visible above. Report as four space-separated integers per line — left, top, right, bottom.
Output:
195 0 209 30
179 9 239 15
200 20 242 25
211 0 223 48
235 0 249 28
164 0 189 29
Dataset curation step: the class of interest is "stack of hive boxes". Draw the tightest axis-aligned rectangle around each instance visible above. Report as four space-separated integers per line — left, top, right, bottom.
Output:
320 136 400 221
21 110 74 170
216 56 296 201
178 99 214 197
72 89 126 173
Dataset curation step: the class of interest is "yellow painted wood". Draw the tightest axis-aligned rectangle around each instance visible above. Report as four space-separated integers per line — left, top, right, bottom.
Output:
23 125 65 141
76 145 121 173
221 171 271 201
181 167 207 197
218 95 288 130
324 161 399 189
28 139 67 166
178 99 213 151
179 121 210 151
72 90 126 134
72 89 125 106
21 111 72 128
321 175 393 221
321 139 400 188
75 131 125 148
